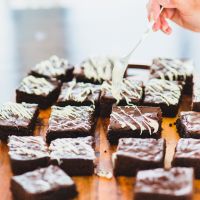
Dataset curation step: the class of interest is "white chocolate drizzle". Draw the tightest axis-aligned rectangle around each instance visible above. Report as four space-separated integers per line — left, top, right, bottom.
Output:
82 56 115 82
19 75 55 95
110 106 159 135
145 79 181 106
101 79 142 104
33 55 69 77
49 105 94 131
49 137 95 164
60 79 100 103
0 102 33 121
152 58 193 81
8 136 49 159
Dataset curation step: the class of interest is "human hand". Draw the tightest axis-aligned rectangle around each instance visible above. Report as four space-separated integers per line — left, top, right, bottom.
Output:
147 0 200 34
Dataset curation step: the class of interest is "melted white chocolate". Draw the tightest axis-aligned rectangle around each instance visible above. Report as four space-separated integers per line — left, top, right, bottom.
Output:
33 55 69 77
82 56 115 82
110 106 159 135
101 79 142 104
0 102 33 121
19 75 55 95
62 80 99 103
49 105 94 131
152 58 194 81
145 79 181 106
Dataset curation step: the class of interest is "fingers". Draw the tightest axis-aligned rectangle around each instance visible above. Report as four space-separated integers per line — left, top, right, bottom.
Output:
147 0 179 21
160 15 172 34
147 0 161 21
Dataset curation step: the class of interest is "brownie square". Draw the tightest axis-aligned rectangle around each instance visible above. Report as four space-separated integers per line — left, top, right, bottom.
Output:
134 167 194 200
143 79 182 117
49 136 95 176
46 105 96 143
73 57 115 84
113 138 165 176
8 136 50 175
100 79 143 117
150 58 193 94
0 102 39 139
176 111 200 138
11 165 77 200
16 75 61 109
172 138 200 179
107 106 162 144
56 81 101 114
30 55 74 82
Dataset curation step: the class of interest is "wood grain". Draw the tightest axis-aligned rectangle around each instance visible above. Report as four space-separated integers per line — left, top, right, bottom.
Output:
0 95 200 200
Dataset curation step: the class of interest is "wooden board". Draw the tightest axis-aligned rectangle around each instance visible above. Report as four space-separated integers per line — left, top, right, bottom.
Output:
0 95 200 200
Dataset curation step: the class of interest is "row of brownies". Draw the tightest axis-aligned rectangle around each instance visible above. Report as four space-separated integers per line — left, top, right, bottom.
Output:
5 102 199 200
0 55 198 200
16 56 197 117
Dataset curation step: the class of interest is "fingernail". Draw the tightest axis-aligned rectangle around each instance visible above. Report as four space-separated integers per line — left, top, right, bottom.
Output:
162 24 168 31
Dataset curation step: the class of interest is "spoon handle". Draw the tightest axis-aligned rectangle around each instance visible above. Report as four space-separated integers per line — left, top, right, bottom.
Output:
122 7 164 63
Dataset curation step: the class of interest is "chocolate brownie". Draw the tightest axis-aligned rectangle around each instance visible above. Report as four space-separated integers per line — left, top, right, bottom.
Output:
150 58 193 94
176 111 200 138
143 79 182 117
113 138 165 176
107 106 162 144
73 56 115 84
16 75 61 109
134 167 194 200
56 81 101 114
100 79 143 117
8 136 49 175
46 105 96 143
49 136 95 176
30 55 74 82
172 138 200 179
0 102 39 139
11 165 77 200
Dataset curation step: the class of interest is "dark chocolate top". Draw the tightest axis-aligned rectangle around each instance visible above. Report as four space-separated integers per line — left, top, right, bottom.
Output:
8 136 49 160
179 111 200 134
101 79 143 104
108 106 161 135
49 136 95 161
144 79 181 105
48 105 95 132
115 138 165 161
0 102 38 127
135 167 193 196
57 81 100 104
31 55 73 78
17 75 58 96
12 165 75 194
150 58 193 81
175 138 200 159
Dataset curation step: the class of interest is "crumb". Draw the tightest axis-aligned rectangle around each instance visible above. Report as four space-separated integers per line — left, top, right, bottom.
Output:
95 169 113 179
169 123 173 127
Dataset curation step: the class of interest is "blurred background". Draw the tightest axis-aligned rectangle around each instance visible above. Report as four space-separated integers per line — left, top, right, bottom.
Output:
1 0 200 103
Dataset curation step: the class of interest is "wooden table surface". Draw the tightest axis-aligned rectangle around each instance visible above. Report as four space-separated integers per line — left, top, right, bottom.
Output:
0 95 200 200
